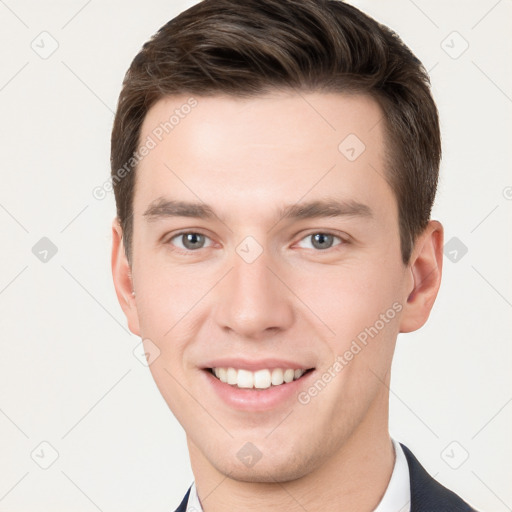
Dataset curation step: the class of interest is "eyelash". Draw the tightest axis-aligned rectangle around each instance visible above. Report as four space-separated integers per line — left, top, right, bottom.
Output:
164 230 348 255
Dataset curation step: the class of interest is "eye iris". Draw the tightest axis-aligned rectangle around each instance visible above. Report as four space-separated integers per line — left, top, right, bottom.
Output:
311 233 333 250
177 233 336 250
182 233 204 250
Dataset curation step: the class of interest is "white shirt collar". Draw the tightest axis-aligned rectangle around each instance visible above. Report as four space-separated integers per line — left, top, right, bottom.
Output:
373 439 411 512
185 480 202 512
186 438 410 512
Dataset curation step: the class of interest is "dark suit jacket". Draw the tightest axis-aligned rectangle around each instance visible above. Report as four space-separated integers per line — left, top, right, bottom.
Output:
173 443 478 511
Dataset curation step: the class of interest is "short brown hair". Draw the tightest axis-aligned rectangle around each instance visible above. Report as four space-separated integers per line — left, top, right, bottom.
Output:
111 0 441 265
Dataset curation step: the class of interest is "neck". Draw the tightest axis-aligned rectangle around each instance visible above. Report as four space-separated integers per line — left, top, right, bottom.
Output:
187 394 395 512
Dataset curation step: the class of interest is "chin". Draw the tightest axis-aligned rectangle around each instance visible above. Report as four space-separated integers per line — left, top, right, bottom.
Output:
208 444 323 484
218 461 311 484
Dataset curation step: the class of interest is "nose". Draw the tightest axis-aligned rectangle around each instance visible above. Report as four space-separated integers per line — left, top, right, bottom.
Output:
215 247 295 339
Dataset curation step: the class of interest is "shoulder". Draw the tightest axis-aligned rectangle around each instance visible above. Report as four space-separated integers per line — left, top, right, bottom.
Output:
401 443 480 512
173 448 482 512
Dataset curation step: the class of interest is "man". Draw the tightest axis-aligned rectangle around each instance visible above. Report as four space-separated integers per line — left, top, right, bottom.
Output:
110 0 478 510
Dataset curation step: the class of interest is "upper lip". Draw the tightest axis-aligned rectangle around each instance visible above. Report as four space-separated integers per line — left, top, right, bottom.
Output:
201 358 315 372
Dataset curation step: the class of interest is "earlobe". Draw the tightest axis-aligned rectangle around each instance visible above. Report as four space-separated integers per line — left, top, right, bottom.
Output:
399 220 444 333
111 217 140 336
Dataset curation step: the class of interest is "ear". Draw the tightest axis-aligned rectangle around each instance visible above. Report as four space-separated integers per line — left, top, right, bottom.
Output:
111 217 140 336
399 220 444 333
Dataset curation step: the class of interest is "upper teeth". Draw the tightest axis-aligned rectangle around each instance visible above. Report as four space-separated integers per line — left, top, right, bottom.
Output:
212 367 307 389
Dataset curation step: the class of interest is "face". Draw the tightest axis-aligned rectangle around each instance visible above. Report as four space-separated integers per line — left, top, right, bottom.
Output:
112 91 440 483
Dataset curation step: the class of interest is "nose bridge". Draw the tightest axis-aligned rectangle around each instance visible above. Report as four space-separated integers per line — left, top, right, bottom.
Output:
216 239 294 337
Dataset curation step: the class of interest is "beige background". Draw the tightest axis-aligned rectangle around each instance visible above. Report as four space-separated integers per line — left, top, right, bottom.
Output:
0 0 510 510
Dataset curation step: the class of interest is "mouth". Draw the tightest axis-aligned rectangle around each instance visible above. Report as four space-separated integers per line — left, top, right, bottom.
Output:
205 367 315 390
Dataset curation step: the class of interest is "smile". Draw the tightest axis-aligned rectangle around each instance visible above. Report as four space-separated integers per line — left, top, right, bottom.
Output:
208 367 314 389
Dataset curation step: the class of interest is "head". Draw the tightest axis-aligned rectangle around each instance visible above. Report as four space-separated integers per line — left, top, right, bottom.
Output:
111 0 443 484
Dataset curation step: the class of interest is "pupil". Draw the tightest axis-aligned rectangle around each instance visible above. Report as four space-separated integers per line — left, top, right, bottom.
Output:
313 233 332 249
184 233 203 249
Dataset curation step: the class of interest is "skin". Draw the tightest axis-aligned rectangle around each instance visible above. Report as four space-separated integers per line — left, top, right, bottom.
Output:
111 91 443 511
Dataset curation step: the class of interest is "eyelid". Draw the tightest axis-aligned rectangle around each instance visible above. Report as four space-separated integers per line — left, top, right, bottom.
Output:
293 230 349 250
165 229 215 252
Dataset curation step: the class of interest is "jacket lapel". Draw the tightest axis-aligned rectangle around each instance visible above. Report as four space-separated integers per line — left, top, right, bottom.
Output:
401 443 477 511
173 485 191 512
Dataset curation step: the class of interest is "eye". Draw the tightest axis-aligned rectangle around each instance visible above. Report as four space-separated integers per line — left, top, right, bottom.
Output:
167 232 214 252
296 232 345 251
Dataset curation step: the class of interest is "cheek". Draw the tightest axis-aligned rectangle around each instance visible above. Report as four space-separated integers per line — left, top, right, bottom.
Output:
133 254 206 332
295 260 403 345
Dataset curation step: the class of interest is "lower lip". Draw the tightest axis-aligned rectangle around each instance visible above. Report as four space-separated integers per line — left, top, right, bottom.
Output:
202 369 315 412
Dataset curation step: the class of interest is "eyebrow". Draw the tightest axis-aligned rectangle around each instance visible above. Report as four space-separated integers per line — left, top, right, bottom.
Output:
142 197 373 223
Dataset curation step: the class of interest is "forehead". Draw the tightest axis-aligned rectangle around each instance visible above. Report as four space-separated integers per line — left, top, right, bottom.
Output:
133 91 394 223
